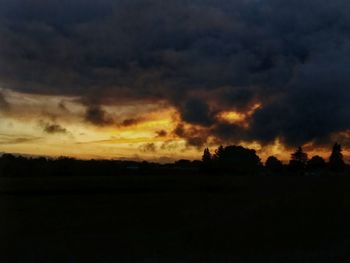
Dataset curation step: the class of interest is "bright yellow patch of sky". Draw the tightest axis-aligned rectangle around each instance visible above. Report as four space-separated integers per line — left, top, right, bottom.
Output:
217 103 262 128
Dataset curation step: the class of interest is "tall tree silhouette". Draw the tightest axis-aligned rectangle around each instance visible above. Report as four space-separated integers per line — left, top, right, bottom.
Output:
289 146 308 172
213 145 224 161
329 143 345 172
201 148 212 171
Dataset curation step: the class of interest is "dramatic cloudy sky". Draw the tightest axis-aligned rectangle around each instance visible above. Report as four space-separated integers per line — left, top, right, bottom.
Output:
0 0 350 161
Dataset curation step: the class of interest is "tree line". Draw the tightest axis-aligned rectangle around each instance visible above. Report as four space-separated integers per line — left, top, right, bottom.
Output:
0 155 201 177
0 143 346 177
202 143 346 175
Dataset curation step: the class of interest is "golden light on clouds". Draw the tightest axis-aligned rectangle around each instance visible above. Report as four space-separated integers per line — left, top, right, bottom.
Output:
0 88 194 161
0 88 347 163
218 111 246 123
217 103 262 128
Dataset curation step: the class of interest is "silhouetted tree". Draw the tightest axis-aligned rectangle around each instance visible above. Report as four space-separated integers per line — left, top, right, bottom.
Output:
328 143 345 172
265 156 283 174
214 145 261 174
289 146 308 172
0 142 345 177
307 155 326 172
201 148 212 172
213 145 224 161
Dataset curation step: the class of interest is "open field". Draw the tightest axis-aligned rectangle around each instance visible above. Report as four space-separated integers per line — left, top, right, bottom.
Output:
0 175 349 262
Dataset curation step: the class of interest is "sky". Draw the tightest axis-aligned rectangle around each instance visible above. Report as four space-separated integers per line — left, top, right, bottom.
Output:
0 0 350 162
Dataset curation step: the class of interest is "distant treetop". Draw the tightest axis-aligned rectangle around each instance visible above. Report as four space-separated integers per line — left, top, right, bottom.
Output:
329 143 345 172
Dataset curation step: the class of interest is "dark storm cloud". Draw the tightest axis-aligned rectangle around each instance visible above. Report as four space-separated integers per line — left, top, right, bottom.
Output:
211 123 249 144
156 130 167 137
139 143 156 153
0 92 10 111
251 45 350 146
180 98 214 127
173 123 208 147
42 122 68 134
84 105 113 126
1 0 350 145
120 118 143 127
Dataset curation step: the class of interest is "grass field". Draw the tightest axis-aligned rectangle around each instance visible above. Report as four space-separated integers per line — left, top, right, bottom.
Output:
0 175 349 262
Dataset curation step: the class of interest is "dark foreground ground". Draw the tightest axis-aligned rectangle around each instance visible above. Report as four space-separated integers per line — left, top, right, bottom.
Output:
0 175 349 262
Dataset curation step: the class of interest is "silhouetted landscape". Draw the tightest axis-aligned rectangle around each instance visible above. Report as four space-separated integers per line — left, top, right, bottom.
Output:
0 143 349 262
0 143 347 178
2 0 350 261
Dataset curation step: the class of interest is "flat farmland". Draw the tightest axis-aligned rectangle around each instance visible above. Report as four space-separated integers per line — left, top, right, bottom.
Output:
0 175 349 262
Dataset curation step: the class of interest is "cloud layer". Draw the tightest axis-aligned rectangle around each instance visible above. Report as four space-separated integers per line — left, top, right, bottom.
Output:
1 0 350 147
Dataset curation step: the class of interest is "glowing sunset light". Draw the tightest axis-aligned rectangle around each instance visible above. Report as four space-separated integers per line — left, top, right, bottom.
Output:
218 111 246 123
0 0 349 163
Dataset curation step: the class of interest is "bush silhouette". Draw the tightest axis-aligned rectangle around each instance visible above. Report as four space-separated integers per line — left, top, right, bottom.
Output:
265 156 284 174
307 155 326 172
211 145 261 174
